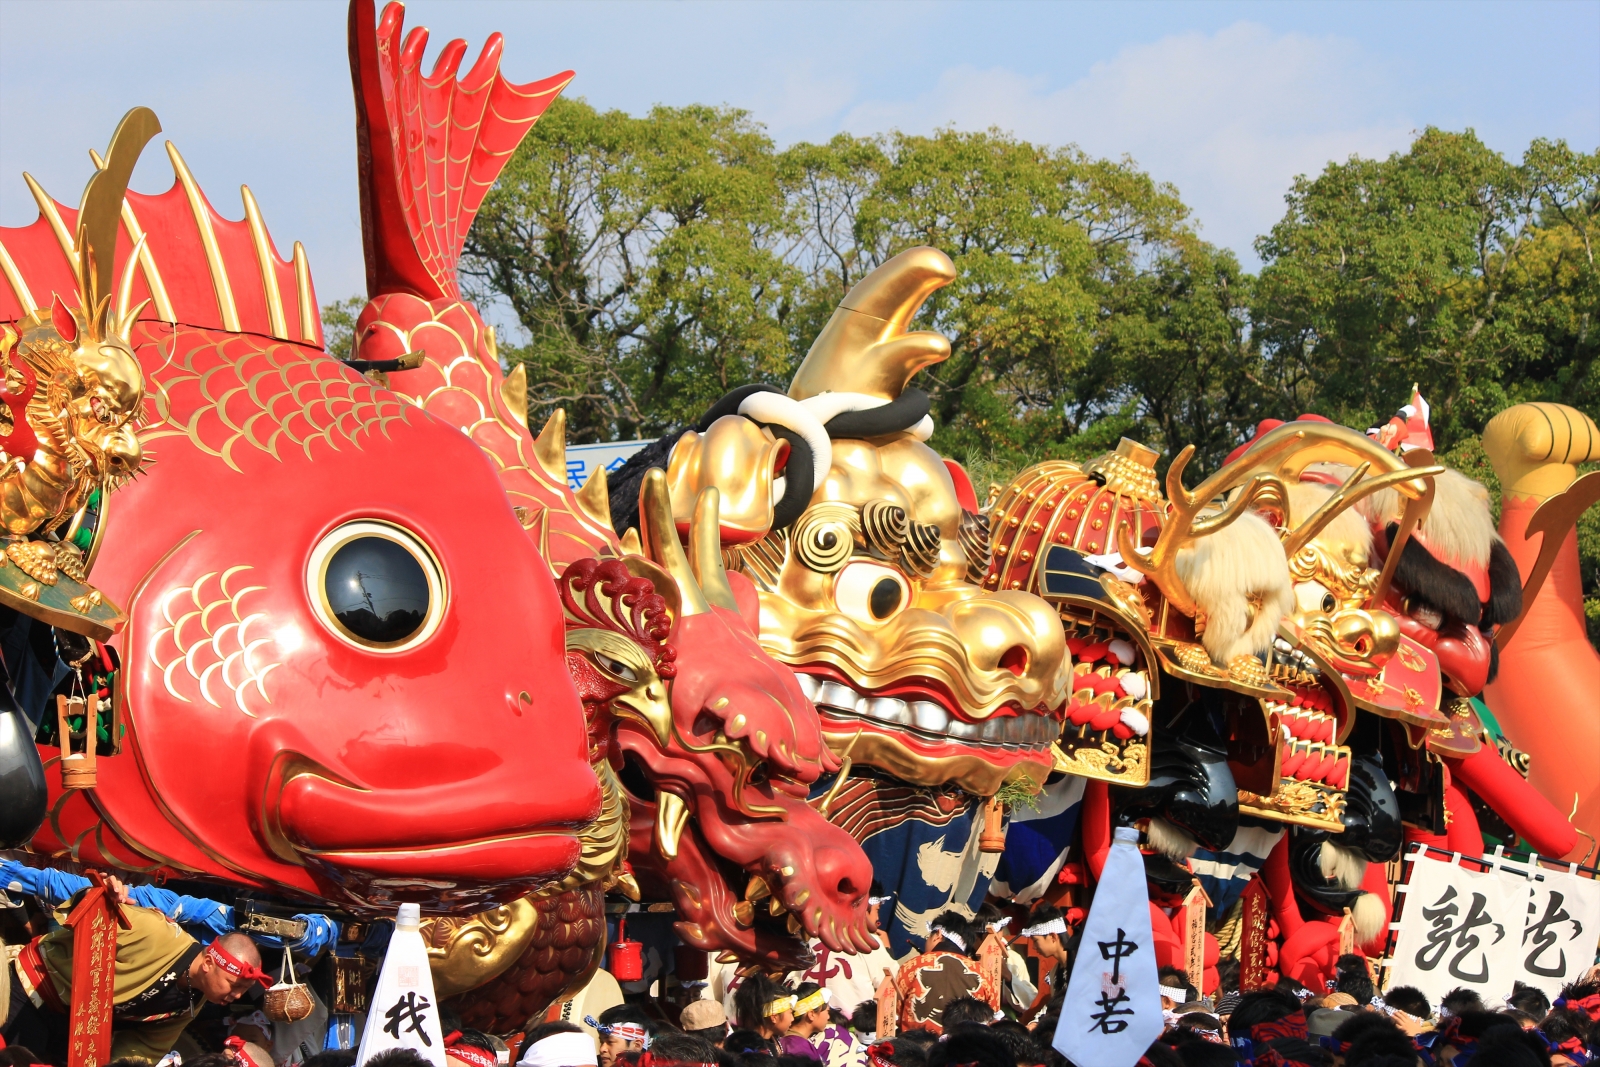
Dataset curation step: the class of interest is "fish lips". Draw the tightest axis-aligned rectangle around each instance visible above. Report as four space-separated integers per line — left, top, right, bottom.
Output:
272 764 587 908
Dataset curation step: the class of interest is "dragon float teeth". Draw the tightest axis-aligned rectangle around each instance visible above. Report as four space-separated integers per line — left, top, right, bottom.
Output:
744 874 772 901
731 900 755 927
786 914 804 936
768 896 787 917
654 791 690 860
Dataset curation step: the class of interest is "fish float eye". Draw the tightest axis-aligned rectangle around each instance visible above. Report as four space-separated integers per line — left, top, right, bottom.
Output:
307 521 446 652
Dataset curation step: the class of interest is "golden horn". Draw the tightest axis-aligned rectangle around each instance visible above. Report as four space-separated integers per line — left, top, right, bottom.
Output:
76 107 162 320
532 408 566 481
638 468 709 616
689 487 739 612
789 246 957 401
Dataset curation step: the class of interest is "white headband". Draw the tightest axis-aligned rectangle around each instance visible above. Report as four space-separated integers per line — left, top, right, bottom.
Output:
867 895 891 906
1019 917 1066 937
987 917 1011 933
1159 985 1188 1000
520 1033 597 1067
931 927 965 951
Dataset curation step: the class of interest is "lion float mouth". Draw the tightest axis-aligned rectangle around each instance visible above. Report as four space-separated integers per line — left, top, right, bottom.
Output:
792 666 1064 794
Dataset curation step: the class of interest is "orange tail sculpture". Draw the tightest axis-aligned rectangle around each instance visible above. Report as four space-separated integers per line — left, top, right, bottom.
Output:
1483 403 1600 862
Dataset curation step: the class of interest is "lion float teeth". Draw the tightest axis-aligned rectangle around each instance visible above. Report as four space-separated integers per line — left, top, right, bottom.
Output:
655 792 690 860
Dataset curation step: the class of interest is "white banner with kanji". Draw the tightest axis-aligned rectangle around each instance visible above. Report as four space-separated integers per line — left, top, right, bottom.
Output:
1387 850 1523 1006
1493 857 1600 1001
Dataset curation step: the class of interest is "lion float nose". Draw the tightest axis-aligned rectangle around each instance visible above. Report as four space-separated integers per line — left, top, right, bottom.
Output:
944 590 1070 704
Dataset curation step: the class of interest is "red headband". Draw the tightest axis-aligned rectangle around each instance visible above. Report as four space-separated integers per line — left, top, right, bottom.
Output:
225 1037 266 1067
444 1032 498 1067
206 941 273 988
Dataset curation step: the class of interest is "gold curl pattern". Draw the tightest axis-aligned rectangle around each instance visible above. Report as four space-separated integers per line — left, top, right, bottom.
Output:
146 565 278 717
793 503 858 573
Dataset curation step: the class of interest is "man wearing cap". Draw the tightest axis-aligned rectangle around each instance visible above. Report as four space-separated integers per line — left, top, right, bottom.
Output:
4 883 269 1062
678 1001 727 1047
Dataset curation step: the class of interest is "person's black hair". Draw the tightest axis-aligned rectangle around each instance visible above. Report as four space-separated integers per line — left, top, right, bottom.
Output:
1229 988 1302 1031
1158 965 1198 1003
939 997 994 1030
1330 1011 1402 1047
1331 955 1374 1005
1557 976 1600 1001
184 1055 239 1067
1265 1037 1332 1066
850 1002 878 1034
733 974 790 1032
925 1029 1013 1067
652 1032 721 1064
1455 1009 1520 1041
723 1029 769 1055
1213 959 1240 995
301 1052 359 1067
1164 1034 1238 1067
1540 1007 1592 1045
894 1030 938 1050
600 1003 655 1031
791 982 824 1019
1022 904 1067 931
1381 984 1431 1018
1441 987 1487 1016
774 1057 814 1067
714 1052 744 1067
451 1029 499 1054
873 1039 928 1067
1341 1020 1418 1067
366 1051 436 1067
1509 981 1551 1018
1137 1040 1184 1067
985 1021 1045 1067
928 909 978 956
1465 1025 1551 1067
616 1052 642 1067
0 1051 49 1067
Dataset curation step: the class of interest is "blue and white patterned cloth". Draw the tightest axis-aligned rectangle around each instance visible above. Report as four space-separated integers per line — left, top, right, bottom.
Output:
1186 818 1284 917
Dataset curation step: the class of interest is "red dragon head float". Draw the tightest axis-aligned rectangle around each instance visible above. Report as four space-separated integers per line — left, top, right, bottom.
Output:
335 1 874 1024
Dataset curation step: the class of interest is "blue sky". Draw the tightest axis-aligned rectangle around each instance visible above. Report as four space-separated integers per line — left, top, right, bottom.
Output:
2 0 1595 306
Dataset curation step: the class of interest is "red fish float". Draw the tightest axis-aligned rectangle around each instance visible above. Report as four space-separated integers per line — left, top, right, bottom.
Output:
0 19 607 911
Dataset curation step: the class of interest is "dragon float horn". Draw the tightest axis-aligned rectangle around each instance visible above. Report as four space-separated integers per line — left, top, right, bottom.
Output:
688 487 739 612
75 107 161 335
638 468 709 617
788 246 956 402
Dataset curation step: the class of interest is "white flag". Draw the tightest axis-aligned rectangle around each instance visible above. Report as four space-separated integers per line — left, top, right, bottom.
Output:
1387 851 1523 1007
1517 867 1600 1000
357 903 447 1067
1053 826 1161 1067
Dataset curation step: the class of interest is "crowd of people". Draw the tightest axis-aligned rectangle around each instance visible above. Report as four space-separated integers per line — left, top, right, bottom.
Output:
4 887 1597 1067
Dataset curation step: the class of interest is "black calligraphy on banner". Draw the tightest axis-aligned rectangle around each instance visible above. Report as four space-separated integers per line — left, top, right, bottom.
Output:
1417 885 1506 983
1086 928 1141 1035
1523 890 1583 980
383 991 433 1046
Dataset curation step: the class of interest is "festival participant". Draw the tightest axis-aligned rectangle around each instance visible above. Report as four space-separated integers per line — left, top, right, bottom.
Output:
1538 1008 1594 1066
787 884 898 1019
936 998 993 1031
3 886 270 1062
782 984 865 1067
640 1032 720 1067
892 912 996 1035
519 1023 600 1067
733 974 795 1055
445 1029 503 1067
1016 905 1070 1023
593 1006 653 1067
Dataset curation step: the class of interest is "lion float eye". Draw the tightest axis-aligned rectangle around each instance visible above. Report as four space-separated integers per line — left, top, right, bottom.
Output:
834 561 908 624
307 521 446 651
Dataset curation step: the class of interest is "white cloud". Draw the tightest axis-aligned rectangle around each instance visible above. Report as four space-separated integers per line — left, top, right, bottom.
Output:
838 21 1417 263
